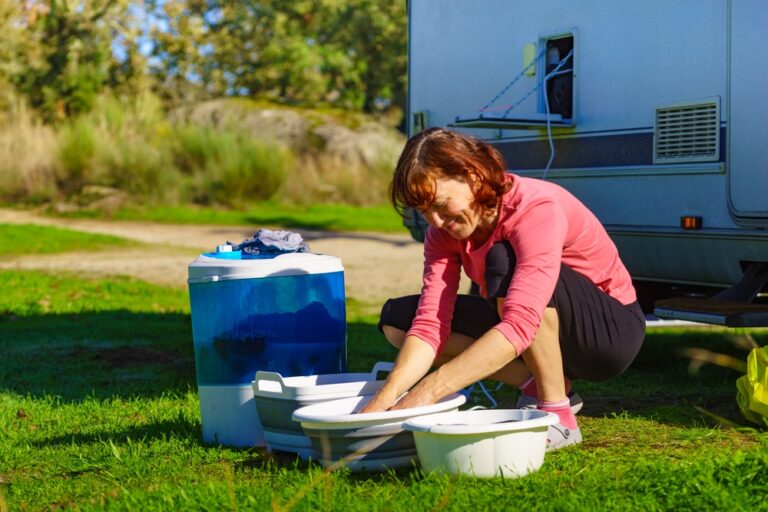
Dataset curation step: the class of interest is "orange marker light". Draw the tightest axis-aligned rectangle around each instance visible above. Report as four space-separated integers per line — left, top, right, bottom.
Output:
681 216 702 229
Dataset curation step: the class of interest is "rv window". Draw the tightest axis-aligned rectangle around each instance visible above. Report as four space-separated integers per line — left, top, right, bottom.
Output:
544 36 574 120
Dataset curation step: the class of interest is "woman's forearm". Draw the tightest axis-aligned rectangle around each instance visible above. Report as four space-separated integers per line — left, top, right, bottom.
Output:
387 335 437 396
360 335 436 412
390 327 518 410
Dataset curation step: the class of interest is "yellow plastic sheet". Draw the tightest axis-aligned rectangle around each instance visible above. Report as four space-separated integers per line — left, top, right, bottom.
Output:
736 346 768 427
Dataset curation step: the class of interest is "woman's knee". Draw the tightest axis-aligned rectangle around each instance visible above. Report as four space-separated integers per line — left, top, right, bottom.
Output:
378 295 419 335
484 241 516 299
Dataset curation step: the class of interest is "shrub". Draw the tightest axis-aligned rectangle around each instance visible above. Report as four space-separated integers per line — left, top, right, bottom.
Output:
173 125 291 207
54 94 180 203
56 116 98 194
2 94 402 209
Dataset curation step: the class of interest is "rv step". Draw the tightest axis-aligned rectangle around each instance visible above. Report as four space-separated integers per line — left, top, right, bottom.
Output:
654 298 768 327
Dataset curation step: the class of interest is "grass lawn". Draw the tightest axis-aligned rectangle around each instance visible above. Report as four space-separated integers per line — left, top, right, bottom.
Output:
1 226 767 510
0 224 136 258
34 202 408 234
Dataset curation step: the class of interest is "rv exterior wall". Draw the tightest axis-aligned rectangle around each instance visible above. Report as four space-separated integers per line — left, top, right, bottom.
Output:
408 0 768 288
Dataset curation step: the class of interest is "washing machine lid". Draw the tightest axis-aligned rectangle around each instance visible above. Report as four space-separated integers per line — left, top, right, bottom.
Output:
188 251 343 283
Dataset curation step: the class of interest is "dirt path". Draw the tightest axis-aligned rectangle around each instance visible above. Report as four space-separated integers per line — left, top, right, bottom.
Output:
0 208 470 306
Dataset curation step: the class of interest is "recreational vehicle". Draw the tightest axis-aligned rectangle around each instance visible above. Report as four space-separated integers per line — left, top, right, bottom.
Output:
404 0 768 326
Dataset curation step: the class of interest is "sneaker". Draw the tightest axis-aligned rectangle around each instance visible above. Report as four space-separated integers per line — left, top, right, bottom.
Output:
516 390 584 415
546 424 583 451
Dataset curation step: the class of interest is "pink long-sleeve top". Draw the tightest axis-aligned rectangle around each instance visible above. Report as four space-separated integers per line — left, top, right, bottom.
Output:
406 174 637 357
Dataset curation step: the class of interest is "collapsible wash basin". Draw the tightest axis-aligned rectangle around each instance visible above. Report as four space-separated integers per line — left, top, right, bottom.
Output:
252 362 394 458
188 248 346 447
403 409 558 478
292 393 466 472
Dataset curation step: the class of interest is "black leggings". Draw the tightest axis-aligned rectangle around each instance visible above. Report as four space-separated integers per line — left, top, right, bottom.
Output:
378 241 646 381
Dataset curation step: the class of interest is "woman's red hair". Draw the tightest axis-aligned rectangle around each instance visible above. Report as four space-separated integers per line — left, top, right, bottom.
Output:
389 127 512 216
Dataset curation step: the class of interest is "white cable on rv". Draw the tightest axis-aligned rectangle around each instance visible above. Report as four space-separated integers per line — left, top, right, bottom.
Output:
542 79 555 180
541 49 574 180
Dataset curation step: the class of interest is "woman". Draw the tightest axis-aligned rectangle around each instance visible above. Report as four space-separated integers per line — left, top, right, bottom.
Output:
361 127 645 451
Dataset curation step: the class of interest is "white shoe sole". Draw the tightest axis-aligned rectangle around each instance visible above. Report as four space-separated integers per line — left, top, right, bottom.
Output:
546 424 583 451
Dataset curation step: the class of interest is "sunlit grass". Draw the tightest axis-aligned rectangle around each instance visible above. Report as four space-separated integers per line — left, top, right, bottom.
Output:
0 223 135 258
1 268 767 510
0 225 766 510
45 202 407 233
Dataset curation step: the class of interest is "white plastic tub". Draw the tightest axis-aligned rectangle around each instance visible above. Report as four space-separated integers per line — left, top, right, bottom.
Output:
252 362 393 457
403 409 558 478
292 393 467 472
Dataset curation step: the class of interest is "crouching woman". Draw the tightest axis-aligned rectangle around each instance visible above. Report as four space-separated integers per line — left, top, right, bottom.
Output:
360 127 645 450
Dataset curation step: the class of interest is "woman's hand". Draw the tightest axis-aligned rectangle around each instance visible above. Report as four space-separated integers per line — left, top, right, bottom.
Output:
359 387 398 413
356 335 437 414
361 377 439 413
394 328 520 411
387 380 439 410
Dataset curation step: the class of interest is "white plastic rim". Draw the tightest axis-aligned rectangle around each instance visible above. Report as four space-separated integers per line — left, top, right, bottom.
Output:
403 409 558 435
188 252 343 283
252 362 393 400
292 393 467 429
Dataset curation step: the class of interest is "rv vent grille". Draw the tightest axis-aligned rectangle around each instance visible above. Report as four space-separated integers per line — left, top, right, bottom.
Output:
654 101 720 164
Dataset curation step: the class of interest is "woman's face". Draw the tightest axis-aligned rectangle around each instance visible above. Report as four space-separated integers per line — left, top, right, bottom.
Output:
420 175 492 241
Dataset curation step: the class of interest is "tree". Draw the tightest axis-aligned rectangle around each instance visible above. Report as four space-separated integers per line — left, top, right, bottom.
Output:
2 1 139 121
1 1 409 119
146 0 407 114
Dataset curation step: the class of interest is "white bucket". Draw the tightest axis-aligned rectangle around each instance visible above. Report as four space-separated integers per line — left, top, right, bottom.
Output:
252 362 393 457
292 393 466 472
403 409 558 478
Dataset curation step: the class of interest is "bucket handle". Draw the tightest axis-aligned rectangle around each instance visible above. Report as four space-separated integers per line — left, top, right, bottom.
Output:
253 371 286 394
370 361 395 380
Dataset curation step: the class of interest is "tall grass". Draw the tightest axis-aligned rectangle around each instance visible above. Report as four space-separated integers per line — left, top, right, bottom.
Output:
281 152 394 206
0 94 401 210
0 103 58 203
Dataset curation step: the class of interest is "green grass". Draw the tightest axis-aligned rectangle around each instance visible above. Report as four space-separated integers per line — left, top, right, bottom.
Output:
41 202 407 233
1 268 768 510
0 223 135 258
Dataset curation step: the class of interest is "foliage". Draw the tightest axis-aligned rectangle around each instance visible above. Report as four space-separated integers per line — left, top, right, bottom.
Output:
173 124 291 207
0 2 408 118
38 94 292 205
0 3 408 210
0 94 400 208
147 0 407 114
54 93 177 200
0 1 143 121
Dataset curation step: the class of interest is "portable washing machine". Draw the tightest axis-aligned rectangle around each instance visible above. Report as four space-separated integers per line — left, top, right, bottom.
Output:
188 246 346 447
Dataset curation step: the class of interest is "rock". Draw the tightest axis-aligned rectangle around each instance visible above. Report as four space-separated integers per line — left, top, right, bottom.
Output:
77 185 130 214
